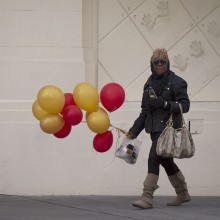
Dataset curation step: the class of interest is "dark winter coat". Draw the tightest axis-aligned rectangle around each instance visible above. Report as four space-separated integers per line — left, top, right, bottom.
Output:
129 71 190 137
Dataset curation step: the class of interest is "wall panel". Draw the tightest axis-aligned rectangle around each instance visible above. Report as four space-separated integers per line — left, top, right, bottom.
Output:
98 0 220 196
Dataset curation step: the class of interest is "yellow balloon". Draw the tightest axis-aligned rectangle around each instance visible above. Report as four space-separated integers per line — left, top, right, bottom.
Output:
86 107 107 120
86 109 110 134
40 114 65 134
37 85 65 114
73 83 99 112
32 100 49 120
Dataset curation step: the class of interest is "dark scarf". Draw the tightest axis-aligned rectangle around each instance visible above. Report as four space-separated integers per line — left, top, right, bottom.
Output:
149 61 170 96
149 72 168 96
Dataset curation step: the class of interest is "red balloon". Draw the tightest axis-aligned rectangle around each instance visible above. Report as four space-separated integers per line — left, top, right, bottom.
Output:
61 93 76 114
62 105 83 126
53 123 72 138
100 83 125 112
93 130 113 153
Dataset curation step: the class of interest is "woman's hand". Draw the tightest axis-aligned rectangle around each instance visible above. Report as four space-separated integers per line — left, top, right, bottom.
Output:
126 132 136 140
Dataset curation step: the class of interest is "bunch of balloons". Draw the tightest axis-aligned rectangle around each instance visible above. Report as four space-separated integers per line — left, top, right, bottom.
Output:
32 82 125 153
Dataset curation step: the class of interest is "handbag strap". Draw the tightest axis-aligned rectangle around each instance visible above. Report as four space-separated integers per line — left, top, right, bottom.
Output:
179 103 186 127
167 103 186 127
167 113 173 126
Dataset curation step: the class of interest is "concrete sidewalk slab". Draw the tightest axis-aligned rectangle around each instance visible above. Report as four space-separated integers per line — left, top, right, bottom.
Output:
0 195 219 220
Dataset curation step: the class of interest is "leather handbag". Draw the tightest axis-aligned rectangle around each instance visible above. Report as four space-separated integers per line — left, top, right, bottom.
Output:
156 103 195 159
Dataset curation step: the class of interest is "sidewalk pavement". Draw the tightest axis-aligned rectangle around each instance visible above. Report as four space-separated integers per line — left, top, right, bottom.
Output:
0 194 219 220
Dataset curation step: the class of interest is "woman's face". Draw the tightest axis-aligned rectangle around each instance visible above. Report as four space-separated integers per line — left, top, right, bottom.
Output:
152 59 168 75
151 50 169 75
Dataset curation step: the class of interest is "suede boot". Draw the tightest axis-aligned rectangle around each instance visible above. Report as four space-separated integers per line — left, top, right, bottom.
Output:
132 173 159 209
167 171 191 206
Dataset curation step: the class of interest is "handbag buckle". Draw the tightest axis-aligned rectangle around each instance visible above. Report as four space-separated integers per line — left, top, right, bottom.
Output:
166 120 173 127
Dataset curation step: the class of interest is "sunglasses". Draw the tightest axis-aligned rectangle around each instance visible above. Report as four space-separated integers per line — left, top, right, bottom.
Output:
153 60 167 66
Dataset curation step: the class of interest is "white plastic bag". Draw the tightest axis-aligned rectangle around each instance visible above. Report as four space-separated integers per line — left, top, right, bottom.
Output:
115 136 142 164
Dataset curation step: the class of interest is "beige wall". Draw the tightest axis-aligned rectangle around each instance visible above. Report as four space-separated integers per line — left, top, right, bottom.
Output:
0 0 220 196
0 0 87 195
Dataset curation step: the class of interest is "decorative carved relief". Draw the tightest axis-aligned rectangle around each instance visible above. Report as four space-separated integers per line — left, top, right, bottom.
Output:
141 14 155 30
157 1 169 18
119 0 145 14
207 21 220 38
173 41 204 71
141 1 169 30
172 54 188 71
98 0 220 100
190 41 204 58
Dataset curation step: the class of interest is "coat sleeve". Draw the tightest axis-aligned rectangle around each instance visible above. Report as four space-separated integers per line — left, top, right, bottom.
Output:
128 91 148 138
169 77 190 114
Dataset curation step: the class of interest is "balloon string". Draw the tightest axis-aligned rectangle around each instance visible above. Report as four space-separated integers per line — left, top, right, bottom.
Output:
81 120 126 165
110 124 127 135
82 119 126 153
107 127 122 165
